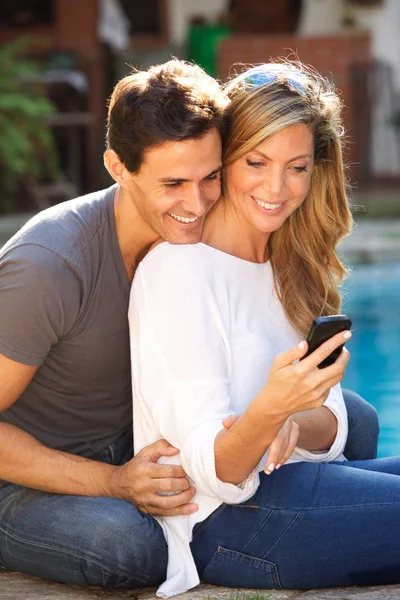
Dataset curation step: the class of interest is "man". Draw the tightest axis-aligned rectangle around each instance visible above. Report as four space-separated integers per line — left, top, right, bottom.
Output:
0 60 378 588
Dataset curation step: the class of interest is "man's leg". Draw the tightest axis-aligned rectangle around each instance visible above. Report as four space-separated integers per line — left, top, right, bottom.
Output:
342 388 380 460
0 431 167 588
0 484 167 588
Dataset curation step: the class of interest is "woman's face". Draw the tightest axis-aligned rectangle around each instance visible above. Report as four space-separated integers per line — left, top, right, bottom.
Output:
224 124 314 238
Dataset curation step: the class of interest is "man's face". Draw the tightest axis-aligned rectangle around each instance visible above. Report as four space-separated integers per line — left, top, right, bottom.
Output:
126 128 222 244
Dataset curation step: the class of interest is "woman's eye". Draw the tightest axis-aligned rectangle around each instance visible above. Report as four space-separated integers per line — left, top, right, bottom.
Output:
293 166 308 173
246 159 264 168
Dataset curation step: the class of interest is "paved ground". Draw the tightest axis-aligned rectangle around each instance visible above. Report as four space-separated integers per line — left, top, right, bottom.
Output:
2 572 400 599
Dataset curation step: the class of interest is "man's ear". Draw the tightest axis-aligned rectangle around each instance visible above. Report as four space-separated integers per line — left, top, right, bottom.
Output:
103 149 131 190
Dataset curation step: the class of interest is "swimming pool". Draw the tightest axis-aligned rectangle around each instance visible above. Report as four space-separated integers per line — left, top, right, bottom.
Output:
342 261 400 457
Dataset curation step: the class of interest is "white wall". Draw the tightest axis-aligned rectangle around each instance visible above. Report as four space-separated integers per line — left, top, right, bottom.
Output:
168 0 229 46
299 0 400 175
298 0 344 34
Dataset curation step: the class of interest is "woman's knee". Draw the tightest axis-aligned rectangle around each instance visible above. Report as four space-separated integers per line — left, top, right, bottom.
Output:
342 389 380 461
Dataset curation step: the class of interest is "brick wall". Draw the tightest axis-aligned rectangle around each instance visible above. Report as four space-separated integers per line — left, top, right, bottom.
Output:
218 34 371 184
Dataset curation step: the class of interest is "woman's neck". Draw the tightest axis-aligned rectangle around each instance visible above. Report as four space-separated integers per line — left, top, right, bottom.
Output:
202 198 270 264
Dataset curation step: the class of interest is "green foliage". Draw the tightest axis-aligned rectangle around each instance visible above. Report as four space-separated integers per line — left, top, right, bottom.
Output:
0 37 58 210
351 194 400 220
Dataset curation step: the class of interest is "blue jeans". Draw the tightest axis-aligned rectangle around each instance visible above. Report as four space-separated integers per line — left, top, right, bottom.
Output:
342 388 379 461
0 430 167 588
0 390 378 588
191 457 400 589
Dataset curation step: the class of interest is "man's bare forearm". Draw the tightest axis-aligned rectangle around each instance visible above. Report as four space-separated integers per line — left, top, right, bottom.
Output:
0 422 115 496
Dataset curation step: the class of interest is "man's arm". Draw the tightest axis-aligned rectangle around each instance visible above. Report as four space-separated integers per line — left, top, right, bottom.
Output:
0 353 197 515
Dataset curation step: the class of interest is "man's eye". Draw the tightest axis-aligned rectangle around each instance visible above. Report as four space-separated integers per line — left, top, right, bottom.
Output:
164 182 181 188
205 174 219 181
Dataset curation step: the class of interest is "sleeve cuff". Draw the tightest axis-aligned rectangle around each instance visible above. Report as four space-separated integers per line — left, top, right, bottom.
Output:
201 422 260 504
295 396 348 463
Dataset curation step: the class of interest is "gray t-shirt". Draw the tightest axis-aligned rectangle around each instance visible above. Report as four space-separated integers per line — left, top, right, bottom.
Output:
0 185 133 456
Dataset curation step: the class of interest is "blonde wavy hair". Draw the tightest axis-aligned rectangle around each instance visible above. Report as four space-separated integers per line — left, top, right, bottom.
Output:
223 62 353 336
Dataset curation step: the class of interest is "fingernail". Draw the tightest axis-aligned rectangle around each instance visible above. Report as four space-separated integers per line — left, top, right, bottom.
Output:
343 331 352 340
265 463 275 474
275 464 281 470
298 341 306 350
188 504 198 513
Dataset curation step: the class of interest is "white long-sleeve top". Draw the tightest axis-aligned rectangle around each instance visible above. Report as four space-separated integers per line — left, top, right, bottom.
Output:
128 242 348 598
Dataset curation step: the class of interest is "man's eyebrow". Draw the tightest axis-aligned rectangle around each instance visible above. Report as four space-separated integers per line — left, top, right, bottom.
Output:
158 165 223 184
254 150 313 163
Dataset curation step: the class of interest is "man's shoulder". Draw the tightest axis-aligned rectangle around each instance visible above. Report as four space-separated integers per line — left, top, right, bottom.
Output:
0 185 117 266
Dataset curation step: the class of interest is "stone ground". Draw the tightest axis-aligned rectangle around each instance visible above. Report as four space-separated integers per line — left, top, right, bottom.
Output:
2 572 400 600
1 214 400 598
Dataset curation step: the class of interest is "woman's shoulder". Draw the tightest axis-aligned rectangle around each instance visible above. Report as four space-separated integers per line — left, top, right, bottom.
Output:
139 242 214 276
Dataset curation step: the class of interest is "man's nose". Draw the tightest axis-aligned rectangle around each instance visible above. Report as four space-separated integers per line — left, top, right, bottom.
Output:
184 185 208 216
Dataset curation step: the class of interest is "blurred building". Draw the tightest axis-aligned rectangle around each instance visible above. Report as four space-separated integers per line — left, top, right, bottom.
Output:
175 0 400 187
1 0 398 201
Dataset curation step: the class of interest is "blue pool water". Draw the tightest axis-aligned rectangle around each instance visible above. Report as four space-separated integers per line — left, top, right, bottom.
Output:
342 261 400 457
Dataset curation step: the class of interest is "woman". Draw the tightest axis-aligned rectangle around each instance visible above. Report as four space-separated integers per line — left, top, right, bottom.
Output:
128 62 400 596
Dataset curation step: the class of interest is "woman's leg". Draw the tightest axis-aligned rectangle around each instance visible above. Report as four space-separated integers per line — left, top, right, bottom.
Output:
192 457 400 590
342 388 380 460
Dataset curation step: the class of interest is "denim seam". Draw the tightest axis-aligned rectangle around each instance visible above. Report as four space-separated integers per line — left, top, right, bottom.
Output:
0 525 133 580
309 462 322 507
261 510 301 559
240 509 275 553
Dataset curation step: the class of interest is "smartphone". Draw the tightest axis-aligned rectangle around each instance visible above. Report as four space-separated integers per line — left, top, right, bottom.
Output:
302 315 352 369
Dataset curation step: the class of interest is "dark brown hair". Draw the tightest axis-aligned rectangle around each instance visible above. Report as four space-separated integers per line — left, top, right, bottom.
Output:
107 59 228 172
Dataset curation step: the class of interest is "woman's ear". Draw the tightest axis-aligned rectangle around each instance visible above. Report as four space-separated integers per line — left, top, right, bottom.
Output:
103 149 130 190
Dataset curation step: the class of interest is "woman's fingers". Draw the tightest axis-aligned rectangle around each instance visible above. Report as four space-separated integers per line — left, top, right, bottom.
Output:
264 418 299 474
301 330 352 372
277 420 300 467
274 340 309 369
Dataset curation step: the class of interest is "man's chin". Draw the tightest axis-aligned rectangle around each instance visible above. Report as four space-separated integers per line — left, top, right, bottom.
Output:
164 227 204 245
166 235 202 245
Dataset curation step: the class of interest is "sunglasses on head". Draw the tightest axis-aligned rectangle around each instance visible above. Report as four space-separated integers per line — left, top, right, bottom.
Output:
243 65 308 97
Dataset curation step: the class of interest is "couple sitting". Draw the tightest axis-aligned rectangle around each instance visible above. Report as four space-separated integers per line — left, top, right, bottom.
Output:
2 59 397 598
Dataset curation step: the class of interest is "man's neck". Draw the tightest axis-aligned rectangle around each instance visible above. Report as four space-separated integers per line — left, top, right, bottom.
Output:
113 187 159 283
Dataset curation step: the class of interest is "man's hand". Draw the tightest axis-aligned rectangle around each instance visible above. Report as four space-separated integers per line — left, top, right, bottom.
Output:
107 440 198 517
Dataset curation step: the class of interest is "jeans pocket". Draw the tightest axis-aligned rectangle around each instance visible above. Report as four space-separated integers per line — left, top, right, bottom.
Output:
202 545 282 589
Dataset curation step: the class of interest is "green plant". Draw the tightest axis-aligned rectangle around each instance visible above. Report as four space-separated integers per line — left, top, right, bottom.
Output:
0 37 58 210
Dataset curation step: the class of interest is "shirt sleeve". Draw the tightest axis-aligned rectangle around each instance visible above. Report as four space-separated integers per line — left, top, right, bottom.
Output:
129 245 259 504
0 244 81 366
294 383 348 462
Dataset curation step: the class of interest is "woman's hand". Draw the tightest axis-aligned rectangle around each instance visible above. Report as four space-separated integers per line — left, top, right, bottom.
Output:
260 330 351 419
264 416 300 474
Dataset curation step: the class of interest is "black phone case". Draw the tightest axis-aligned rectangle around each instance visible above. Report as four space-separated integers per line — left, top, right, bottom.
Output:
304 315 352 369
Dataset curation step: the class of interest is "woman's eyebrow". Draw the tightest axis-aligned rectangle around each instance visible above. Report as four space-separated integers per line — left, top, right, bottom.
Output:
253 150 313 163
